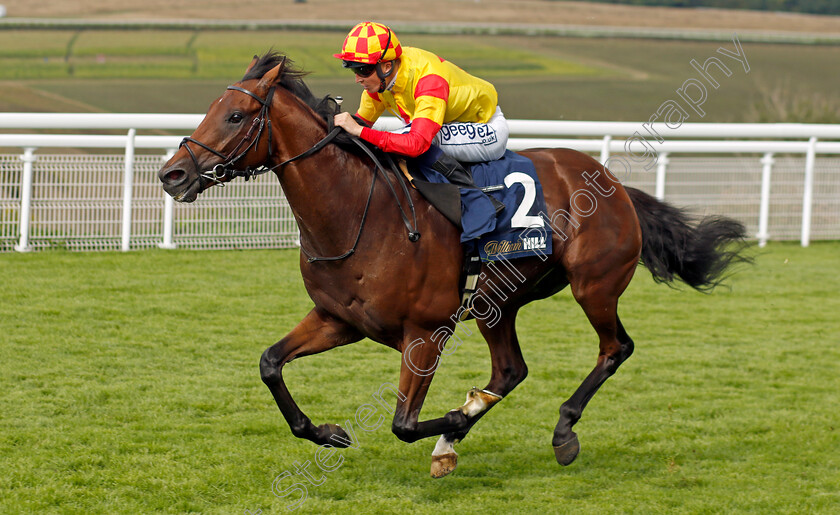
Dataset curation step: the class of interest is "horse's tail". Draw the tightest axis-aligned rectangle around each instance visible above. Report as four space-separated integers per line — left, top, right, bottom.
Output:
626 187 751 291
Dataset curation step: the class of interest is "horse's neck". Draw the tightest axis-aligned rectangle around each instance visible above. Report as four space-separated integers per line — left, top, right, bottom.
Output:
274 131 372 255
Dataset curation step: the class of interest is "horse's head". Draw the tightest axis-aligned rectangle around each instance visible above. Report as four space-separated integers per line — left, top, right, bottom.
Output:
158 53 289 202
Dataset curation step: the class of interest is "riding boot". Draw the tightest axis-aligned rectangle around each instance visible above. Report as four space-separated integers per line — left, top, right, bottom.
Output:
430 152 506 215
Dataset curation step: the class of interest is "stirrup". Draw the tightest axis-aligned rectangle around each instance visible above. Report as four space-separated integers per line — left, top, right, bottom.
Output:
460 255 481 315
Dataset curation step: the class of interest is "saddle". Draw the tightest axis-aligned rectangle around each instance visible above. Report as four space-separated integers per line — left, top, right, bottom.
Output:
398 159 464 229
399 151 551 262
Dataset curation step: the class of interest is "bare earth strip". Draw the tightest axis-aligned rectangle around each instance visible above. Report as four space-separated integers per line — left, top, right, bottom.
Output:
2 0 840 34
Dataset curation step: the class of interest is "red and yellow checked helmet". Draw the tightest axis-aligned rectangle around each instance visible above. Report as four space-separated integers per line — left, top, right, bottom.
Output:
333 22 402 65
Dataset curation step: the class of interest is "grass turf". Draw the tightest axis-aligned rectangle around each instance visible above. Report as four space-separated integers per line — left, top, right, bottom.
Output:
1 241 838 513
2 30 840 121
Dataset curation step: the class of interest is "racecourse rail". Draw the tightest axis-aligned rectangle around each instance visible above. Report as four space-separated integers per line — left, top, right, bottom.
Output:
1 113 839 252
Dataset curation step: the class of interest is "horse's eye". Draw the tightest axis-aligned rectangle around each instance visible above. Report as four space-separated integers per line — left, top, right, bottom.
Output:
228 112 244 124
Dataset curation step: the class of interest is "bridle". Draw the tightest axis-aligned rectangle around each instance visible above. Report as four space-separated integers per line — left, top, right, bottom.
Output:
177 79 420 261
180 85 274 186
180 84 342 187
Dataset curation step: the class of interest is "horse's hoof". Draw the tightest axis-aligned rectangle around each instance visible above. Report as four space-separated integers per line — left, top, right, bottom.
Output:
430 453 458 478
318 424 350 447
553 434 580 466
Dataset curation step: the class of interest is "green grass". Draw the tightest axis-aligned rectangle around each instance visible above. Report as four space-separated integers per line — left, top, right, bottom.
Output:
3 30 840 120
1 242 839 513
0 30 607 81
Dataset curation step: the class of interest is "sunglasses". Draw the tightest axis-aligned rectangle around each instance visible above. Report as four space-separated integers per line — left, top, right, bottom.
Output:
350 64 378 78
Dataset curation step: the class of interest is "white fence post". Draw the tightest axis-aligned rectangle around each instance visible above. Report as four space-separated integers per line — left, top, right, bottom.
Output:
757 153 774 247
801 137 817 247
1 116 840 251
599 135 611 164
159 149 177 249
14 147 37 252
121 129 136 252
655 152 669 200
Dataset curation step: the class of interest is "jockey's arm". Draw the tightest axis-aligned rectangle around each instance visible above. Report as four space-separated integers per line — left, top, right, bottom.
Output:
358 117 441 157
333 109 443 158
350 89 448 157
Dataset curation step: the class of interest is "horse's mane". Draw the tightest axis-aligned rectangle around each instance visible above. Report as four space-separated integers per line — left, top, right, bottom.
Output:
242 50 362 151
243 51 328 115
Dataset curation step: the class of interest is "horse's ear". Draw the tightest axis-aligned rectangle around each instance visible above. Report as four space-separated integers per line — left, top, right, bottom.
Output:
245 55 259 74
258 58 286 89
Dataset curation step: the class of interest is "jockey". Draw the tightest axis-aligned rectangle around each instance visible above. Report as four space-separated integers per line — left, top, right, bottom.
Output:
333 21 510 307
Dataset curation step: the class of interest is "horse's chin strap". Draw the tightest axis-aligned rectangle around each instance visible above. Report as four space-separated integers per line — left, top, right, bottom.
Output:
376 61 397 94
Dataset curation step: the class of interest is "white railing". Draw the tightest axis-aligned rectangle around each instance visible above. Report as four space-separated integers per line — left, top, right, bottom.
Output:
1 114 839 252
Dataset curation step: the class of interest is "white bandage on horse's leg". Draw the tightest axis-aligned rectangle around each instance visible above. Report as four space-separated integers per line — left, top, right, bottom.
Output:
458 387 503 417
429 388 503 478
432 434 458 457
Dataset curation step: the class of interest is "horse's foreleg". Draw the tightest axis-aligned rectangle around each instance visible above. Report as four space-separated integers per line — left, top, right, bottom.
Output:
389 330 476 445
430 309 528 478
260 308 362 446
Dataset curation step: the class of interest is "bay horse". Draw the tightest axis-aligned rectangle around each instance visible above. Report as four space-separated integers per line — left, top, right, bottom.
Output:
158 52 748 478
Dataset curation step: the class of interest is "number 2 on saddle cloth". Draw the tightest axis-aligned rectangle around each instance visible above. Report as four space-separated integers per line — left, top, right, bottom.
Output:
406 149 552 262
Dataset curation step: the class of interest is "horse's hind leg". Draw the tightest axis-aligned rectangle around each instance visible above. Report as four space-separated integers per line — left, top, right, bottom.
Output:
430 307 529 478
554 265 636 466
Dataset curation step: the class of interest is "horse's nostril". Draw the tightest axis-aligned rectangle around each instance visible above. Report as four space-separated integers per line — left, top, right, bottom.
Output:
163 169 186 185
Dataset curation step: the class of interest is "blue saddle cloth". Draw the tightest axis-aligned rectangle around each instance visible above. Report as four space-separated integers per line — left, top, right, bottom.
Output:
471 150 552 261
412 150 551 262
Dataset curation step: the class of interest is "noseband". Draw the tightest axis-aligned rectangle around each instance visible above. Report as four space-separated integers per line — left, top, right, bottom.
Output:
180 84 341 187
179 85 277 187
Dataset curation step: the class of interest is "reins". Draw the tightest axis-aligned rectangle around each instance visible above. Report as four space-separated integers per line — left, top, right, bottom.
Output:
296 134 421 262
180 82 420 262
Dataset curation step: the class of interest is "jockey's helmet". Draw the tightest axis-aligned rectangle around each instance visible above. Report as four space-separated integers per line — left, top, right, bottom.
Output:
334 22 402 71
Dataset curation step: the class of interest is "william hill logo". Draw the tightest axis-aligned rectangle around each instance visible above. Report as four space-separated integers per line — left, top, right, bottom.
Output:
484 235 546 256
522 235 547 251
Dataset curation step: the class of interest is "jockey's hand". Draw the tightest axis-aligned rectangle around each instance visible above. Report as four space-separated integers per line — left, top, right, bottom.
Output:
334 112 364 137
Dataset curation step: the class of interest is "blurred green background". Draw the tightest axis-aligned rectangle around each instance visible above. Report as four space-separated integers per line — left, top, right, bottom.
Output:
1 28 839 122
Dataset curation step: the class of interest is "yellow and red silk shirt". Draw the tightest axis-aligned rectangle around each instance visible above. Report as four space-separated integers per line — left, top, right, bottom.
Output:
356 46 498 157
